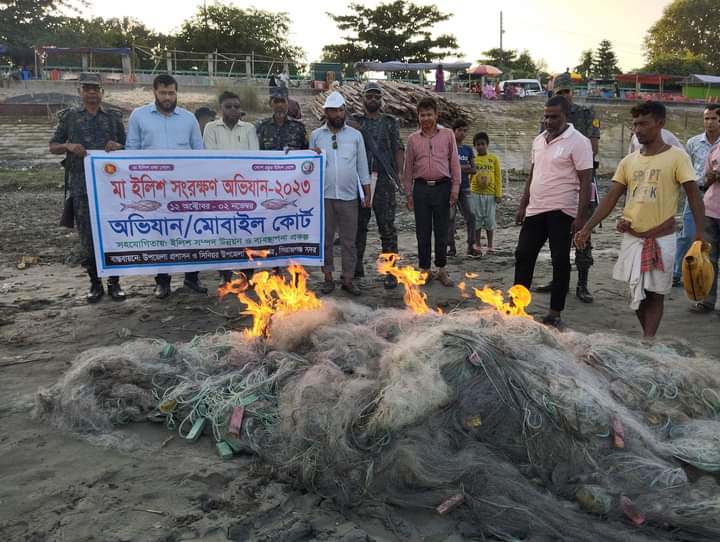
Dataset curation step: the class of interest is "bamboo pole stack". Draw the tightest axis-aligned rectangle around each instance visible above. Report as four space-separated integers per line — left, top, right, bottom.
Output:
310 81 473 126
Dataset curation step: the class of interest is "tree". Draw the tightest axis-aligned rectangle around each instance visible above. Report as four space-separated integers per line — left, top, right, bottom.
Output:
0 0 85 47
321 1 459 65
479 48 517 71
512 50 537 77
478 48 541 78
594 40 620 79
175 4 303 74
575 50 595 79
643 52 711 76
645 0 720 71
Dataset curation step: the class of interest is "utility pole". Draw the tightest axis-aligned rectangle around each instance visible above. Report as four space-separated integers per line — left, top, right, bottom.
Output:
499 11 505 51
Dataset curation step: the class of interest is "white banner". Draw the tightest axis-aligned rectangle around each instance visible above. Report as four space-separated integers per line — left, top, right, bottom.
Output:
84 150 324 277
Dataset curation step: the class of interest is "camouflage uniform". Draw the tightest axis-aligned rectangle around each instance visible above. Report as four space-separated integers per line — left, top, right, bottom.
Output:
351 113 403 277
568 103 600 281
50 106 126 271
256 117 308 151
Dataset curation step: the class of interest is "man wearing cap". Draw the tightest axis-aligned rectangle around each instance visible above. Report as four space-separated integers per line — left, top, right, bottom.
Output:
194 106 216 136
310 91 371 296
49 72 127 303
126 74 206 299
350 81 404 289
203 90 259 285
535 72 601 304
256 86 308 151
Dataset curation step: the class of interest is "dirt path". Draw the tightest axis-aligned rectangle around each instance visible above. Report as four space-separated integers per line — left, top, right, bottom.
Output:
1 167 718 541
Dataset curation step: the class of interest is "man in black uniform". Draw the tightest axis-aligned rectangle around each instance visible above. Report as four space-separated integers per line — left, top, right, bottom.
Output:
50 73 126 303
536 72 600 303
256 86 308 151
350 82 404 289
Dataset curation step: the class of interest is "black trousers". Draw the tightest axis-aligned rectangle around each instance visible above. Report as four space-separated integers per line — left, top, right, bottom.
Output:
514 210 573 312
355 176 398 276
413 180 451 269
156 272 198 285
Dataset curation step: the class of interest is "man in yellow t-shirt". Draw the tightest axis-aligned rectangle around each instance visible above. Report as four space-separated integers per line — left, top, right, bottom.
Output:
470 132 502 253
576 101 705 338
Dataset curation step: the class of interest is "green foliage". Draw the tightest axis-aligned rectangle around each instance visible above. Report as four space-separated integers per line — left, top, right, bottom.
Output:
321 1 459 65
645 0 720 71
0 0 85 47
478 48 539 79
175 4 303 75
575 50 595 79
643 52 711 76
594 40 620 79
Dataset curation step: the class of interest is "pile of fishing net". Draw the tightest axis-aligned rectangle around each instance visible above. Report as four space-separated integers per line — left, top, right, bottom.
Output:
36 300 720 541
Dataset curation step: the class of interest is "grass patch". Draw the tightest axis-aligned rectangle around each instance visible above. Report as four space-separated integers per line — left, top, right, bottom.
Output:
0 165 63 192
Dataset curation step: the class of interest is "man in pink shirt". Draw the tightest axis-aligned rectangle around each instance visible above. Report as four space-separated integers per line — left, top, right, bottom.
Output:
514 95 593 329
695 143 720 312
402 97 461 286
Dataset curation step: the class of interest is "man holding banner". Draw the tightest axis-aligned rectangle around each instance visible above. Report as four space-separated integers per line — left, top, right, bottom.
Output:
310 91 371 296
49 72 127 303
125 74 205 299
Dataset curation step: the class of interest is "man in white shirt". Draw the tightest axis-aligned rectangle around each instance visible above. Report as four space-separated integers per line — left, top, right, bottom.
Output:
309 91 371 296
203 91 260 284
203 91 259 152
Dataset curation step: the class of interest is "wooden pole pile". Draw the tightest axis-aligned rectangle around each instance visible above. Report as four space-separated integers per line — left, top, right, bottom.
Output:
310 81 473 126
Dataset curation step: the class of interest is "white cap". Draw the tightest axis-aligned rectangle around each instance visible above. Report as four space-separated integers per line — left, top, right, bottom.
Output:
323 91 345 109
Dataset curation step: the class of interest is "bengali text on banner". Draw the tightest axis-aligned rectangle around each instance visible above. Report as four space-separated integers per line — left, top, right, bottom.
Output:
83 150 324 277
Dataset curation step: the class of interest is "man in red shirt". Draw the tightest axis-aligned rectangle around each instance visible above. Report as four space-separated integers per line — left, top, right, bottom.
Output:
402 97 461 286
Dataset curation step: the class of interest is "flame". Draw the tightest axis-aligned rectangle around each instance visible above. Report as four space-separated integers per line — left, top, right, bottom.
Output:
474 284 532 317
218 264 322 337
457 281 470 299
377 253 431 314
245 248 271 261
465 272 479 279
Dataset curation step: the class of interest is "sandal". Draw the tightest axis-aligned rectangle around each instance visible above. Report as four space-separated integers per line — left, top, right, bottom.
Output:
341 281 362 296
321 279 335 294
690 302 714 314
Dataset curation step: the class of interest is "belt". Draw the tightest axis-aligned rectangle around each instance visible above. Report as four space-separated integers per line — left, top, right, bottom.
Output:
415 177 450 186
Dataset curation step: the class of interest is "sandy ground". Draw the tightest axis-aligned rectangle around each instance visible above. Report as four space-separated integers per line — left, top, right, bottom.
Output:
1 163 719 541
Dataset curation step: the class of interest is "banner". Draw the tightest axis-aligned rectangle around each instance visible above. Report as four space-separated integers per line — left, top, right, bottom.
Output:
84 150 324 277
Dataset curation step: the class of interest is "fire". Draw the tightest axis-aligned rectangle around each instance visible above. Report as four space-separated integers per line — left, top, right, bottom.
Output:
474 284 532 317
458 281 470 298
377 253 431 314
245 248 271 261
464 272 479 279
218 264 322 337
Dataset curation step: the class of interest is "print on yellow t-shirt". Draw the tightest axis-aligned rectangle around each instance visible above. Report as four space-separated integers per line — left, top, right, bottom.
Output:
613 147 695 233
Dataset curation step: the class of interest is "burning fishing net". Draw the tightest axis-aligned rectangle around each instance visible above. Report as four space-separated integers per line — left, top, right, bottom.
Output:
35 275 720 541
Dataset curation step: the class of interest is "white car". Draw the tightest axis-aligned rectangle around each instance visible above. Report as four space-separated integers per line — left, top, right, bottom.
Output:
499 79 544 96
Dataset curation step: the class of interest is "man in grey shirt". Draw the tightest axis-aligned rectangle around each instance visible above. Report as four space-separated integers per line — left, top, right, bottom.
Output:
309 91 371 296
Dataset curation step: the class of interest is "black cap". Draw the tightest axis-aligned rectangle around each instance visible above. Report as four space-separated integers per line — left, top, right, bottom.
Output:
79 72 102 86
194 106 216 120
269 86 288 100
363 81 383 94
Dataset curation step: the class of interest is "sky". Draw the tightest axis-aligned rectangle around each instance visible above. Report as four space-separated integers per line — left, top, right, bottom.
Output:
85 0 673 73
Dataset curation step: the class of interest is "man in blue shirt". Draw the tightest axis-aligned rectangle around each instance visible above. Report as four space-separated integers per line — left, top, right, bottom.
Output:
309 91 371 296
125 74 205 299
447 119 478 257
674 105 720 287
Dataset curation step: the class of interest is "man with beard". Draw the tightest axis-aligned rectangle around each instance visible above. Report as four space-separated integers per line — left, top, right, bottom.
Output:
309 91 371 296
350 81 404 289
256 86 308 151
203 90 259 285
126 74 205 299
50 72 126 303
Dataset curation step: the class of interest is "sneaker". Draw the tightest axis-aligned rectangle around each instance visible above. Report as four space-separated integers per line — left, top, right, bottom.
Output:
383 274 398 289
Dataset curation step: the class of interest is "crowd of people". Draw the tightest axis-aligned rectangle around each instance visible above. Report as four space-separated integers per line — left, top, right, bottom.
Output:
50 72 720 338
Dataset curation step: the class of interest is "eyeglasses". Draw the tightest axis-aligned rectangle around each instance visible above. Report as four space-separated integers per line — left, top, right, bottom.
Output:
332 134 338 150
